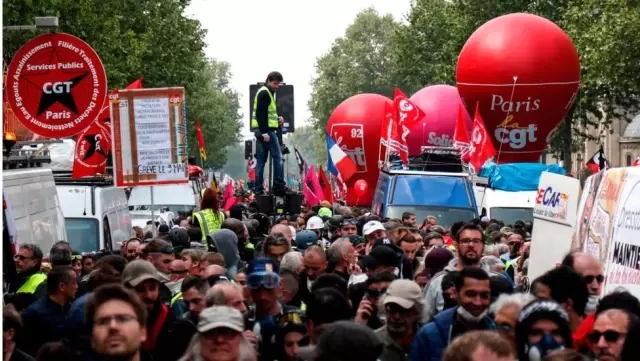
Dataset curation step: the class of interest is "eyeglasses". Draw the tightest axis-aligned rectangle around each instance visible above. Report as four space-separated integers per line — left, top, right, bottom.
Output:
13 255 33 261
495 323 514 333
365 287 387 298
385 303 412 315
94 314 138 327
588 330 626 344
277 312 304 328
584 275 604 284
247 272 280 290
458 238 483 245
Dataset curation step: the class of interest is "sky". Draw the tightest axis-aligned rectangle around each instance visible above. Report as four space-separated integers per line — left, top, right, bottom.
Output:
185 0 412 139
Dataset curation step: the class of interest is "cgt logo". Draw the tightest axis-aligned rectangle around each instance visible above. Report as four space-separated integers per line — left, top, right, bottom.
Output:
536 187 568 208
494 114 538 150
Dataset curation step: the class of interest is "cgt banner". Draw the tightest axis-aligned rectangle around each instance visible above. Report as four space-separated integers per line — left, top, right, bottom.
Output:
529 172 580 281
6 33 107 138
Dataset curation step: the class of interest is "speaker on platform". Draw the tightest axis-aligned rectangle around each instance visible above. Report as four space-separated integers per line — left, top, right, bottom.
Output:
256 195 274 214
244 140 253 160
285 193 302 214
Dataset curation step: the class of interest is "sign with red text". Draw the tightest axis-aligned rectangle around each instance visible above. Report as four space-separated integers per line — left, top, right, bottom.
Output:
6 33 107 138
110 87 188 187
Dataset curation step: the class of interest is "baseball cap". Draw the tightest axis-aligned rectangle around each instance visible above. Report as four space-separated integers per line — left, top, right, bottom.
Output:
306 216 324 230
122 260 162 287
369 245 398 268
247 258 280 289
363 220 385 236
296 321 382 361
383 279 423 309
197 306 244 333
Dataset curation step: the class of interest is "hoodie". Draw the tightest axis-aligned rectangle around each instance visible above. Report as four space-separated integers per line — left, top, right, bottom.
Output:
421 258 504 323
210 229 240 279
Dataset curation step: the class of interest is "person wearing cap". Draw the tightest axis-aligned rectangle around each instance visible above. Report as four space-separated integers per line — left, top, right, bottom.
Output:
245 258 299 360
411 267 495 361
340 217 359 237
178 306 256 361
293 230 317 252
317 207 332 219
363 221 387 255
324 215 344 243
297 320 383 361
376 280 424 361
515 300 573 361
122 260 195 361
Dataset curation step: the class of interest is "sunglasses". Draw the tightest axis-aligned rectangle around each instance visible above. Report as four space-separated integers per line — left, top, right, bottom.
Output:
365 287 387 298
588 330 626 344
247 272 280 290
584 275 604 284
277 312 304 328
13 255 33 261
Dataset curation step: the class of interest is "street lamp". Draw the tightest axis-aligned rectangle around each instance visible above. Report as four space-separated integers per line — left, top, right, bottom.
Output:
3 16 59 31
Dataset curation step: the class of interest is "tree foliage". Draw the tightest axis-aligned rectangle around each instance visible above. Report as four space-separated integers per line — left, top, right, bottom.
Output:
284 126 327 167
3 0 242 166
308 0 640 170
308 8 400 131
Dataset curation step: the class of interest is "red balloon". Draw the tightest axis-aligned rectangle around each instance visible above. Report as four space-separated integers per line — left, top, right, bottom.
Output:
407 85 473 155
456 13 580 163
353 179 369 197
326 93 392 206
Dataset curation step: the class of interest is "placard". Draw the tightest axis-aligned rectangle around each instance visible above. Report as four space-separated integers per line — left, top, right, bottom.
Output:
110 88 188 187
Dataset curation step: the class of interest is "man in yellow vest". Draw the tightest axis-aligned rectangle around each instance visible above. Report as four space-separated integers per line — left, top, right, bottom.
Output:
5 244 47 310
251 71 285 196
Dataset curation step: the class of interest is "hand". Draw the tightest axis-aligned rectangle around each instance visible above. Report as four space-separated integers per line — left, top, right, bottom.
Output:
262 133 270 142
278 116 284 125
349 263 362 275
355 298 374 325
243 330 258 345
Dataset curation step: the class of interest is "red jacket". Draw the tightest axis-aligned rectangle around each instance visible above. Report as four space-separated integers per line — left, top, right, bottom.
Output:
573 313 595 352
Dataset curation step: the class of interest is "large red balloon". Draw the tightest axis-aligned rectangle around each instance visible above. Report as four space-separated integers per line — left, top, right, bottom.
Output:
456 13 580 163
326 93 392 206
407 85 473 155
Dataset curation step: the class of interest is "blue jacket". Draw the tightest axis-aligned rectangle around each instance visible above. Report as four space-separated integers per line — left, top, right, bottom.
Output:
20 296 69 356
409 307 495 361
65 293 92 356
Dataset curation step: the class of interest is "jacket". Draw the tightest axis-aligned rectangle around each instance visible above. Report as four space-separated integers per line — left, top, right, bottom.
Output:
141 304 196 361
410 307 495 361
64 293 92 355
20 296 69 356
422 258 504 322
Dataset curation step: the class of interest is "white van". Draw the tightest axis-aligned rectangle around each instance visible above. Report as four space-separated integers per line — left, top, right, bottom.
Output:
474 184 536 225
3 168 67 253
55 177 131 253
128 184 198 219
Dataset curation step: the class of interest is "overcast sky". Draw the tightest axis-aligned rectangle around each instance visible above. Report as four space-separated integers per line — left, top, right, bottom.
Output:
185 0 412 139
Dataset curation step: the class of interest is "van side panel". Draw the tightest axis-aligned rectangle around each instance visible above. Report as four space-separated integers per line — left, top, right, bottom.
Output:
372 173 391 216
98 187 132 250
390 175 475 208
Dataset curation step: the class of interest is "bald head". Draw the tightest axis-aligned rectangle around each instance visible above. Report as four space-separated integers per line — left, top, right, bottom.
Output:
271 224 292 243
202 264 225 278
569 252 603 296
223 218 245 236
304 245 326 260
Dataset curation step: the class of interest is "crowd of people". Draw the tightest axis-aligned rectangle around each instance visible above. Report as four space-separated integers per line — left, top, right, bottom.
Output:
3 189 639 361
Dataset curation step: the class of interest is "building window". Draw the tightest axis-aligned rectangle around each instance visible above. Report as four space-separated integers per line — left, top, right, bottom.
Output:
626 153 633 166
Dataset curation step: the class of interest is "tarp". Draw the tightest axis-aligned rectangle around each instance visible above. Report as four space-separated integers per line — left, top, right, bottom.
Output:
45 139 75 170
478 162 566 192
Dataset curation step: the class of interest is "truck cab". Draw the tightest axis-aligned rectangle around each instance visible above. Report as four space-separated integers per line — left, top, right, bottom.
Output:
372 148 478 227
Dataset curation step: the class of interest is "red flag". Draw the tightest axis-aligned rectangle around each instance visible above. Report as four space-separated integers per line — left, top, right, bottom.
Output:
303 170 320 207
97 78 143 121
318 166 333 203
394 88 425 144
633 157 640 167
453 104 471 162
222 182 236 211
468 103 497 173
196 119 207 160
72 120 111 178
380 100 404 158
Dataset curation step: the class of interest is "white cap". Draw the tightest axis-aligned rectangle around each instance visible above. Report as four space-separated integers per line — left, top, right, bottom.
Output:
363 221 385 236
306 216 324 230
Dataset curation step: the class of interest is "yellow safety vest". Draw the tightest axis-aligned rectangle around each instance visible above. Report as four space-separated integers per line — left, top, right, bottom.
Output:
170 292 183 307
193 209 224 244
250 86 279 130
300 302 307 312
17 273 47 294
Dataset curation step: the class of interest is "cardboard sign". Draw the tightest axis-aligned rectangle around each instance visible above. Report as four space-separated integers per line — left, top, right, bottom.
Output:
110 88 188 187
6 33 107 138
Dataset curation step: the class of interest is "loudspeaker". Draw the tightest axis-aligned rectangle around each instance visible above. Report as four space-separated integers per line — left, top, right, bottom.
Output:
244 140 253 160
256 195 274 214
285 193 302 214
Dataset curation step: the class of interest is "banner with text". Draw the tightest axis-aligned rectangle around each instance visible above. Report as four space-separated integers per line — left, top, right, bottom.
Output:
110 87 188 187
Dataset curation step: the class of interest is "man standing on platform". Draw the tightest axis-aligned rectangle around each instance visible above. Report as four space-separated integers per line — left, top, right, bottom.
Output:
251 71 286 196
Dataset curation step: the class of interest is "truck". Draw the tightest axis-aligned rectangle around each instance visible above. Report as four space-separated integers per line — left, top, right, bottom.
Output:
371 147 478 227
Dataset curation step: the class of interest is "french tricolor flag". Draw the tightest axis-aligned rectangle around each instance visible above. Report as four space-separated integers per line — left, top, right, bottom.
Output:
326 132 357 182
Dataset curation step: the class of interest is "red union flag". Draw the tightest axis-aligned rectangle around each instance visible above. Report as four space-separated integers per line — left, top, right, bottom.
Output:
394 88 425 144
468 103 497 173
72 120 111 178
329 123 367 174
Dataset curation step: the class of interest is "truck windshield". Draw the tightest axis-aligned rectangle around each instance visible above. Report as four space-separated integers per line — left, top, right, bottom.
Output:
386 206 476 228
490 207 534 226
64 218 100 253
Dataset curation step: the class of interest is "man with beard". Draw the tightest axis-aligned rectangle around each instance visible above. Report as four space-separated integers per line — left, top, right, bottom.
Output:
86 284 147 361
375 280 423 361
422 223 503 323
122 260 194 361
411 267 495 361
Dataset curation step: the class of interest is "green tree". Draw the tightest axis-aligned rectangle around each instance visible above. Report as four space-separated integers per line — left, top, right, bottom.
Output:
284 125 327 167
308 8 400 131
3 0 242 165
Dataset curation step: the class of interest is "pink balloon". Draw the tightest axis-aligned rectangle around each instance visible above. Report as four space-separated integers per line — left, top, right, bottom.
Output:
407 85 473 155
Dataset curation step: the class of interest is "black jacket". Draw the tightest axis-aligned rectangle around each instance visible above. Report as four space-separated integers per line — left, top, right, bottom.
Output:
20 296 69 356
141 304 196 361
